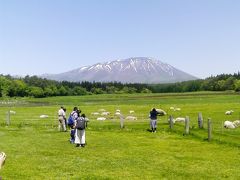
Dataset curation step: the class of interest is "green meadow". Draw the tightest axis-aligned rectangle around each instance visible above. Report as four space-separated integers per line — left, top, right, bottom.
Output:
0 92 240 179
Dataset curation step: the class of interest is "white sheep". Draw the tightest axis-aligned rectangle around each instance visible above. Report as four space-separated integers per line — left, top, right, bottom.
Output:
91 112 100 115
9 110 16 114
174 108 181 111
97 117 106 121
0 152 6 169
170 107 175 110
129 110 135 114
125 116 137 120
115 112 121 115
224 121 236 129
168 117 185 123
116 109 121 113
225 110 234 115
40 115 49 118
174 117 185 123
169 107 181 111
156 109 167 116
101 112 110 116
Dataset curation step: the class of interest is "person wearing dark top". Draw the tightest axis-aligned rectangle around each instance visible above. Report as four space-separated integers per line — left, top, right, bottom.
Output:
149 108 160 133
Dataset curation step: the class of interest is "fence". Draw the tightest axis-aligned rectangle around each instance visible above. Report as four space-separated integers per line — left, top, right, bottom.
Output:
0 107 239 147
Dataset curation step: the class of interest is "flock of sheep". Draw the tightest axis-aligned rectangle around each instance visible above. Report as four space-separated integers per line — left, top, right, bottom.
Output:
6 107 239 130
91 109 137 121
90 107 239 130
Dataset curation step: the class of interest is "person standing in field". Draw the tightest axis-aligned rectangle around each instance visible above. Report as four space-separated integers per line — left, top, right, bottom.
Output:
69 107 79 143
75 113 89 148
149 108 160 133
63 107 67 128
58 106 66 132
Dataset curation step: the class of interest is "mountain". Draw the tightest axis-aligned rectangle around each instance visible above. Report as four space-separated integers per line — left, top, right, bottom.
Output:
41 57 198 83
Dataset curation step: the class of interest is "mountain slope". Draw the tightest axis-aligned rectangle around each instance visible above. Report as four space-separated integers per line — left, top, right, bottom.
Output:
41 57 198 83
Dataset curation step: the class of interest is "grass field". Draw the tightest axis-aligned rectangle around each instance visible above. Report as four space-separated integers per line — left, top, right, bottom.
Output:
0 92 240 179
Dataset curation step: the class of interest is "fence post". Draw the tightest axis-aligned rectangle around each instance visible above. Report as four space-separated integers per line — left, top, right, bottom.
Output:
169 115 174 129
120 114 124 129
6 110 10 126
208 118 212 142
198 112 203 129
185 116 189 135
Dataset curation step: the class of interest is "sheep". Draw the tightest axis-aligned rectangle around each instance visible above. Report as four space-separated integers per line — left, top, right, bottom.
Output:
225 110 234 115
129 110 135 114
97 117 106 121
170 107 175 110
168 117 185 123
125 116 137 120
116 109 121 113
91 112 100 115
40 115 49 118
169 107 181 111
115 112 121 115
9 110 16 114
224 121 236 129
174 117 185 123
101 112 110 116
0 152 6 169
156 109 167 116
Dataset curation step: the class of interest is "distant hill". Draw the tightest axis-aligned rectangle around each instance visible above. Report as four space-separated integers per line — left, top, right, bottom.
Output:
41 57 198 83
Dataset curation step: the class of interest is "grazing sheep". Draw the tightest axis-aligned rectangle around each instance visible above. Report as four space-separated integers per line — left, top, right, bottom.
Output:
224 121 236 129
40 115 49 118
168 117 185 123
174 108 181 111
9 110 16 114
115 112 121 115
174 117 185 123
116 109 121 113
0 152 6 169
129 110 135 114
225 110 234 115
156 109 167 116
101 112 110 116
97 117 106 121
91 112 100 115
125 116 137 120
170 107 175 110
169 107 181 111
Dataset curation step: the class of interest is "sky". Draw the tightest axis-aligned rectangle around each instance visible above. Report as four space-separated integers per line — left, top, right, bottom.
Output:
0 0 240 79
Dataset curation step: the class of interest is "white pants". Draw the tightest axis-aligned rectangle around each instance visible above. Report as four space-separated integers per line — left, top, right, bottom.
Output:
58 116 66 131
75 129 85 144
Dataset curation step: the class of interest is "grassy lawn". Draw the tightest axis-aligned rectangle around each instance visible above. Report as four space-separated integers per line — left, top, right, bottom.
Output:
0 92 240 179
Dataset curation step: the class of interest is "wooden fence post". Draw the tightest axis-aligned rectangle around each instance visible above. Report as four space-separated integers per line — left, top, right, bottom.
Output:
6 110 10 126
208 118 212 142
169 115 174 129
185 116 189 135
120 114 124 129
198 112 203 129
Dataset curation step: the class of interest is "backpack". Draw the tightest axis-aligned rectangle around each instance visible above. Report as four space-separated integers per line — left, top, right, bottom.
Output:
67 114 74 127
75 117 86 130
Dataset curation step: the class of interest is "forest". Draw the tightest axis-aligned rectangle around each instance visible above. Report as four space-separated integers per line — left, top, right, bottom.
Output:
0 73 240 98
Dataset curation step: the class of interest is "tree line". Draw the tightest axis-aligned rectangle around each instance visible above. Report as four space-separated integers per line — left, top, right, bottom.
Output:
0 73 240 98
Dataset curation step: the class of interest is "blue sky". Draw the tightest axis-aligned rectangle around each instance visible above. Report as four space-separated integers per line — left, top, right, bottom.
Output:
0 0 240 78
